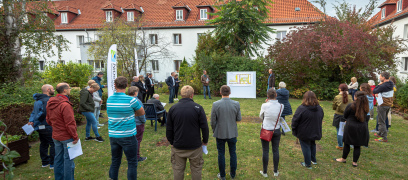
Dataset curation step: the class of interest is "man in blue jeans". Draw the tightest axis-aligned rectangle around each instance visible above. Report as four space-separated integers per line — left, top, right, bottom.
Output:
46 83 79 180
79 83 104 142
211 85 242 180
166 72 176 103
201 70 211 99
107 76 145 180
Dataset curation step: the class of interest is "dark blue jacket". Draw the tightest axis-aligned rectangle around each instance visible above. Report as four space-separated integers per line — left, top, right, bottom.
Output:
276 88 292 116
166 76 174 88
29 93 52 130
92 76 105 97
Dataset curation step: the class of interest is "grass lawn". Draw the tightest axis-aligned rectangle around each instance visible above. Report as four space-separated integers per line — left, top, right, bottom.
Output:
14 95 408 179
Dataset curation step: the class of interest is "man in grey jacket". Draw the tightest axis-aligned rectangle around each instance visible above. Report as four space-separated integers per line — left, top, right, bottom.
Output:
211 85 242 180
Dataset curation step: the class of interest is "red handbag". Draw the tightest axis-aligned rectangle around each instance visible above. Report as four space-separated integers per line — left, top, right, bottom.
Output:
260 105 282 141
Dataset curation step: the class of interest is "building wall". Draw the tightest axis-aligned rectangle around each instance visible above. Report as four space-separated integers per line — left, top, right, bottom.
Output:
390 17 408 80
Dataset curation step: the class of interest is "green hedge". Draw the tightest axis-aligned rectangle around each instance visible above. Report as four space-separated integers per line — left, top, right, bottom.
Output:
396 83 408 110
43 62 94 87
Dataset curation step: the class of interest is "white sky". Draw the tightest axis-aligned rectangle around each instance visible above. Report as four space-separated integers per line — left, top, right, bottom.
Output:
310 0 380 18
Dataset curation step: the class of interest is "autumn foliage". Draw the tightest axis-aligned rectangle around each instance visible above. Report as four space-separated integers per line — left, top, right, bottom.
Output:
267 18 406 89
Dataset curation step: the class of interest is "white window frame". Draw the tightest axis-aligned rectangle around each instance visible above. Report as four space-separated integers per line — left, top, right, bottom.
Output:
404 57 408 72
200 9 208 20
173 34 182 45
77 35 84 47
149 34 158 45
151 60 159 71
88 60 105 71
404 24 408 39
397 0 402 12
61 12 68 23
176 10 183 20
39 60 45 71
106 11 113 22
276 31 287 41
381 8 386 19
197 33 205 42
174 60 182 71
127 11 134 22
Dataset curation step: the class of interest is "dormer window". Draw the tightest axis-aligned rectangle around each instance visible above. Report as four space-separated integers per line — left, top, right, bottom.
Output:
127 11 134 21
381 8 386 19
397 0 402 12
61 12 68 23
200 9 207 20
176 10 183 20
106 11 113 22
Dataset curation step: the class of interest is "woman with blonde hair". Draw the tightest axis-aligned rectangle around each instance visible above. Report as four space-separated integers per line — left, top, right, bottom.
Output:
348 77 358 101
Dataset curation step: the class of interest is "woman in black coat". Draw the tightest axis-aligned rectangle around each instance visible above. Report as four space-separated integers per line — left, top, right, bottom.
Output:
276 82 292 119
335 91 369 167
291 91 324 169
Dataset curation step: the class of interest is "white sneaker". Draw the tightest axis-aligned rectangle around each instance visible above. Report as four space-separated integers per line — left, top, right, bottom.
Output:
98 124 104 127
97 127 101 129
259 171 268 178
311 161 317 165
274 171 279 177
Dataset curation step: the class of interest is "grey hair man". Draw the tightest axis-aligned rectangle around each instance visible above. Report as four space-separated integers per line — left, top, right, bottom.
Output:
146 94 166 126
373 72 394 143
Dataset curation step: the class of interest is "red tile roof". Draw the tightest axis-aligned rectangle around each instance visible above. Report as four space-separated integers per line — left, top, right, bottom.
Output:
35 0 325 30
58 6 79 15
123 3 143 12
370 0 408 26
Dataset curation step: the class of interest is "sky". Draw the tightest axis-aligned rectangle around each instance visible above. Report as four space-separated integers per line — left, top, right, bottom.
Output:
310 0 379 18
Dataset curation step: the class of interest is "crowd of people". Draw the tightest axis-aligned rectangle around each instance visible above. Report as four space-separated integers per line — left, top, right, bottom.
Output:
25 69 398 179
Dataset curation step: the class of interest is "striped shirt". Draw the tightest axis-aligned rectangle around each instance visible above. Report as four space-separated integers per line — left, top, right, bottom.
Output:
107 92 142 138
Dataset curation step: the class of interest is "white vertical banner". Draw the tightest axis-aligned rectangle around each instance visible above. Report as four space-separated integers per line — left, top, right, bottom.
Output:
134 48 139 76
107 44 117 97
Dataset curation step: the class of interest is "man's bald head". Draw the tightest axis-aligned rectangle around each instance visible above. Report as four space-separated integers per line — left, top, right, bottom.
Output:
153 94 160 99
56 83 71 95
42 84 55 96
269 69 273 74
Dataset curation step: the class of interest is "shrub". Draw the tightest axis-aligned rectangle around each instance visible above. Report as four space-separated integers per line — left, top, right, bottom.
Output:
179 60 202 94
396 83 408 110
43 62 93 87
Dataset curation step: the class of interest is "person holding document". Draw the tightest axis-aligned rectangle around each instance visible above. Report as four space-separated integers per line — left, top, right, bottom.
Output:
291 91 324 170
334 91 369 167
27 84 55 169
46 83 79 180
211 85 241 180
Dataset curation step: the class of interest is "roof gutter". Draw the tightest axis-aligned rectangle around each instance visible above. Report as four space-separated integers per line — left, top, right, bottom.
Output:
374 11 408 27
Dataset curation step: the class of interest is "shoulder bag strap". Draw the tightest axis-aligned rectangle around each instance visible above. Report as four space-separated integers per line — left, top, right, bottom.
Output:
273 105 283 130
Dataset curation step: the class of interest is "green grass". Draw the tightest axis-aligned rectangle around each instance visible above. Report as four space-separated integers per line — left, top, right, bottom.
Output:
14 95 408 179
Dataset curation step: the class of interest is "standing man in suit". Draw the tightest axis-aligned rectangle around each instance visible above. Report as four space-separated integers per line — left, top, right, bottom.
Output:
268 69 275 91
147 94 166 126
166 72 176 103
145 73 155 102
211 85 241 180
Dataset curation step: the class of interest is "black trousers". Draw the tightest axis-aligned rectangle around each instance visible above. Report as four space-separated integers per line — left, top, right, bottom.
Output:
174 86 179 98
38 127 55 166
342 144 361 163
146 87 154 102
261 128 281 173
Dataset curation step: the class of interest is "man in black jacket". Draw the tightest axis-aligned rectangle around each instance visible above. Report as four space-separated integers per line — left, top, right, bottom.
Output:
268 69 275 91
166 85 209 180
145 73 155 102
146 94 166 126
373 72 394 142
165 72 176 103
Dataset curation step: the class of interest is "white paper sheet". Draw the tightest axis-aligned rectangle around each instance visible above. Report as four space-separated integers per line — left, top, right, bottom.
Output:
161 102 167 107
202 145 208 155
67 139 83 160
280 118 291 133
22 124 35 135
338 122 346 136
377 93 383 106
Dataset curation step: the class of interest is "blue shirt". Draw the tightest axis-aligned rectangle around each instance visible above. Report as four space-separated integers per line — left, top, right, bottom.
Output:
134 97 146 126
107 92 142 138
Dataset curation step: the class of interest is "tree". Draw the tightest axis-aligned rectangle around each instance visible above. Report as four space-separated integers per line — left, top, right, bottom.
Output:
0 0 69 83
208 0 275 56
88 18 173 81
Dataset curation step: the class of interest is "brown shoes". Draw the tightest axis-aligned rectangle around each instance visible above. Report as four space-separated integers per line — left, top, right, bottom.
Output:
336 146 343 150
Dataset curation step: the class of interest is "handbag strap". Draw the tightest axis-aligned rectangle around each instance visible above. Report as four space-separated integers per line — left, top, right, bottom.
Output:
262 104 283 130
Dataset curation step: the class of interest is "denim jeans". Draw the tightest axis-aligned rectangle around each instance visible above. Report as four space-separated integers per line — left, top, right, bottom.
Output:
169 87 175 103
261 128 281 173
39 127 55 166
299 139 317 167
203 86 211 98
216 138 237 178
109 136 138 180
94 106 101 124
349 89 357 101
81 112 100 137
336 127 343 147
53 138 75 180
